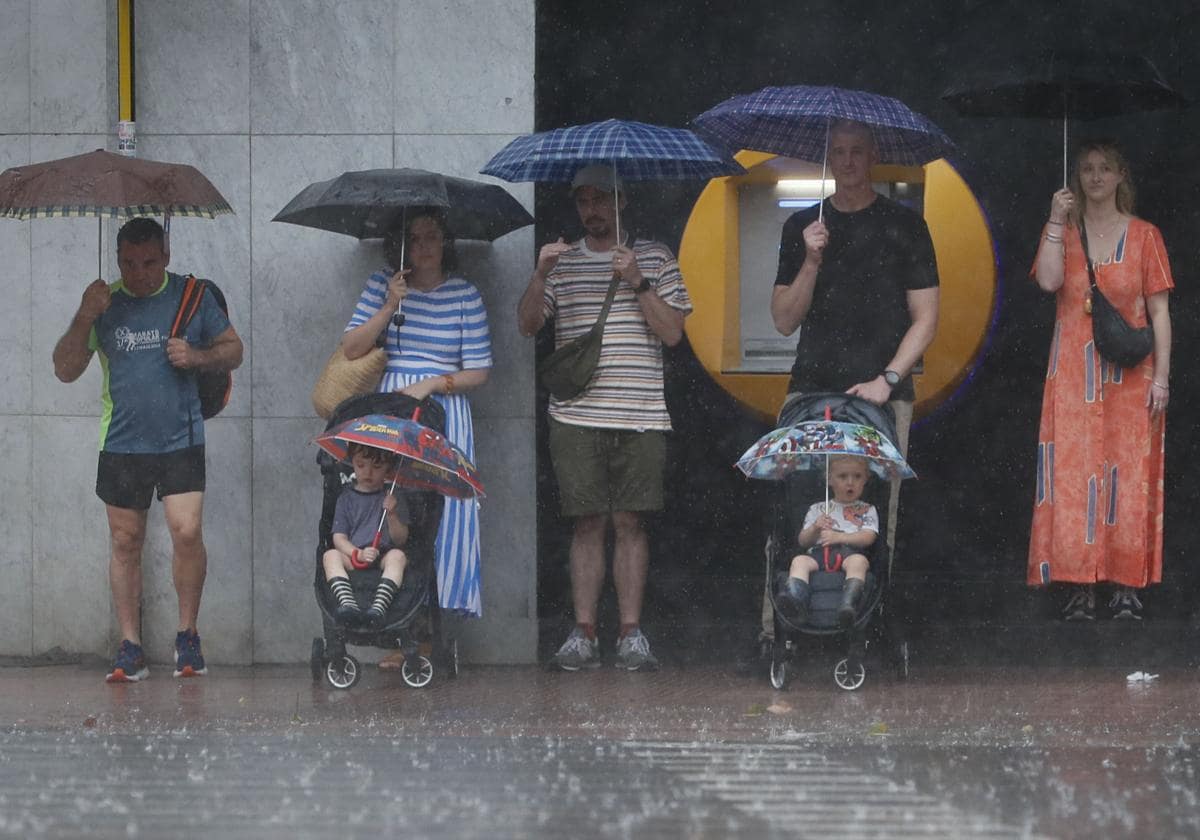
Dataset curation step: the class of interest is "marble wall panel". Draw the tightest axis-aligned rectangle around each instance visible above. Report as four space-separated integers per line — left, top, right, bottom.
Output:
138 417 253 666
30 0 107 134
393 0 534 134
249 134 392 418
137 134 253 417
251 416 327 662
455 416 537 663
249 0 394 135
0 0 30 133
29 135 113 417
0 137 32 416
390 132 536 421
31 415 112 658
0 417 33 657
134 0 251 135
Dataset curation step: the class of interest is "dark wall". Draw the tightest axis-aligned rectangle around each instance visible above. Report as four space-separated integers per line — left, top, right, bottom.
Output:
532 0 1200 644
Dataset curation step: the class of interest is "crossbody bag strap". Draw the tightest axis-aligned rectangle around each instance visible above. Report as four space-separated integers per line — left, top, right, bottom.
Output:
592 272 623 332
1077 218 1100 292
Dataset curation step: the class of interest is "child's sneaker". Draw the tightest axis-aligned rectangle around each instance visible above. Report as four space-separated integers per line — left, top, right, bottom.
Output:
549 627 601 671
174 629 208 677
614 628 659 671
106 639 149 683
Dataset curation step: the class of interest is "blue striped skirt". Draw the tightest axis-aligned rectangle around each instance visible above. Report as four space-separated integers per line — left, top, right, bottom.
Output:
379 371 482 618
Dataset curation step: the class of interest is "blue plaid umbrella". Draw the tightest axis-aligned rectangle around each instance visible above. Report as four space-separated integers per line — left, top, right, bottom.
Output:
693 85 953 167
480 119 745 183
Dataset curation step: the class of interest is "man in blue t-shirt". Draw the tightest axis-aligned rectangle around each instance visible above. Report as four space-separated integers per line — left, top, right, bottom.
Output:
53 217 243 684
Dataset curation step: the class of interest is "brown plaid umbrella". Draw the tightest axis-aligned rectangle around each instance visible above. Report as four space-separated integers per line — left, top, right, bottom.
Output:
0 148 234 276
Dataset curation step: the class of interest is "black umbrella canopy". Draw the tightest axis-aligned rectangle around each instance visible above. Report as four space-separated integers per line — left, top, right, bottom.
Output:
272 168 533 242
942 49 1188 120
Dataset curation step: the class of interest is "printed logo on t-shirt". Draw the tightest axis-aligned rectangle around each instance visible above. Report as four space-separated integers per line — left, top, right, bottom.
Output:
114 325 163 353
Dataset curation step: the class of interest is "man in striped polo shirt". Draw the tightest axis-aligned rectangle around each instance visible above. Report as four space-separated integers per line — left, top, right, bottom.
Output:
518 164 693 671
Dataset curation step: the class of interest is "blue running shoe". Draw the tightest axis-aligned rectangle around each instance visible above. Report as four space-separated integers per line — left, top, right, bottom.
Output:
174 629 208 677
106 639 149 683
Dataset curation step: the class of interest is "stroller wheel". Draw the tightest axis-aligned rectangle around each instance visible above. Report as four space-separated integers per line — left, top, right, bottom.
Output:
768 658 790 690
834 658 866 691
310 637 325 682
326 654 361 690
401 654 434 688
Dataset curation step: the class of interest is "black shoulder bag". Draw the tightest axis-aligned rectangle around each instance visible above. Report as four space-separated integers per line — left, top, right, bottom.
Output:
1079 218 1154 368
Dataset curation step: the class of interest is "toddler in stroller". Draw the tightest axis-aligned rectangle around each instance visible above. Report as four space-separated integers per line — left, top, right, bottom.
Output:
747 392 912 691
322 442 410 628
775 454 877 630
311 391 453 690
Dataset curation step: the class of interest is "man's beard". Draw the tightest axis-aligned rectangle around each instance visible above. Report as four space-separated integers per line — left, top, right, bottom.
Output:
584 216 611 237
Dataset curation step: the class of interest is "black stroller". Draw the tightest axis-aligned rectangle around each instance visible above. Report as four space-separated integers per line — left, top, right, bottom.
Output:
762 393 911 691
310 391 458 690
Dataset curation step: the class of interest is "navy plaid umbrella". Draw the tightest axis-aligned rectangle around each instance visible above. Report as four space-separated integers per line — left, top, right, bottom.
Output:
693 85 953 167
480 119 745 183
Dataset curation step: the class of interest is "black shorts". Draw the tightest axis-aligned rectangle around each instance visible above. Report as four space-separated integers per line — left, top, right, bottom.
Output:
96 446 206 510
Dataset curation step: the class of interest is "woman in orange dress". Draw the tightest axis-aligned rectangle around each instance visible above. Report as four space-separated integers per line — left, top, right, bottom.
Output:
1028 140 1174 620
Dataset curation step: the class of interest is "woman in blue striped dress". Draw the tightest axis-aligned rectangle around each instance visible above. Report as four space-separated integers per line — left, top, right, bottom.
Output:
341 208 492 642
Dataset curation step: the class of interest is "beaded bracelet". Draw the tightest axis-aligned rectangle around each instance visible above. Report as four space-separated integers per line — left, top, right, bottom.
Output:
1152 381 1169 390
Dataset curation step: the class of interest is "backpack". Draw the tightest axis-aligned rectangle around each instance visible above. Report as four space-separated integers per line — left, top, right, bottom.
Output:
170 274 233 419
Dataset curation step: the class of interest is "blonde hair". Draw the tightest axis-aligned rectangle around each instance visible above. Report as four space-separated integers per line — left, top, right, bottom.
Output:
828 453 870 472
1070 139 1136 223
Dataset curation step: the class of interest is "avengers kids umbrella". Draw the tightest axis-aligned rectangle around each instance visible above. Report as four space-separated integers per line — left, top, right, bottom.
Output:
313 411 485 500
736 417 915 513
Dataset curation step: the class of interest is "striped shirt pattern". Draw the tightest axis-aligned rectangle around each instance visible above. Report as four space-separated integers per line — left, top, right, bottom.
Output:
347 271 492 375
543 238 692 431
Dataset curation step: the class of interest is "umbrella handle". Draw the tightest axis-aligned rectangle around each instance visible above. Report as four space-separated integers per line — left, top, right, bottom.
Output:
819 118 830 224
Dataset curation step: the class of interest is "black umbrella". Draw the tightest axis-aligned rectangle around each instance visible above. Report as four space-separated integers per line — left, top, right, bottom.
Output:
272 168 533 242
942 49 1188 185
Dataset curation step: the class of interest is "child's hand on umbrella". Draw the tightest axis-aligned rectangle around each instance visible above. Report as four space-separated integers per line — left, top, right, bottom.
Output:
361 546 380 565
815 513 835 530
382 494 399 514
817 528 842 546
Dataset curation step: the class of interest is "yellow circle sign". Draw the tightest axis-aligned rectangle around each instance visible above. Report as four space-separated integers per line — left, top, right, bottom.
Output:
679 152 997 422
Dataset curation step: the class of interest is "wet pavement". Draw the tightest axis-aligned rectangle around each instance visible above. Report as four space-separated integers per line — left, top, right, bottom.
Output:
1 661 1198 838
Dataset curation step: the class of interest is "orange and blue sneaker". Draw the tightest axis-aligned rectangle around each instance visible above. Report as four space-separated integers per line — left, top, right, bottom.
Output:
173 629 208 678
106 639 149 683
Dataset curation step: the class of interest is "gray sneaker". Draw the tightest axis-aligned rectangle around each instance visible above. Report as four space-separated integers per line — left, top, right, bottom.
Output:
614 629 659 671
550 628 601 671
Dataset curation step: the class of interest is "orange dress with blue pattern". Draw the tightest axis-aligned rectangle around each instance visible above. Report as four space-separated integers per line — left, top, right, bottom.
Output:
1028 218 1173 588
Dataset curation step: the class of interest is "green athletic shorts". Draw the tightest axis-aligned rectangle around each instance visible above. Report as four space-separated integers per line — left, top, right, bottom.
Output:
548 417 665 517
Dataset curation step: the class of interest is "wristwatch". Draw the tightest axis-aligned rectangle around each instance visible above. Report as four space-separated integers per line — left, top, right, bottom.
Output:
882 369 901 388
633 277 653 295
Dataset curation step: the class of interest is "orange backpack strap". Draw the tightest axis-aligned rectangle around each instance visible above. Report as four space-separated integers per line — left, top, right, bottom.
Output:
170 275 207 339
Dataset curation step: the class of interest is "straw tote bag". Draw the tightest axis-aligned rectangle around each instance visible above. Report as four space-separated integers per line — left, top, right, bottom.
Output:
311 341 387 419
